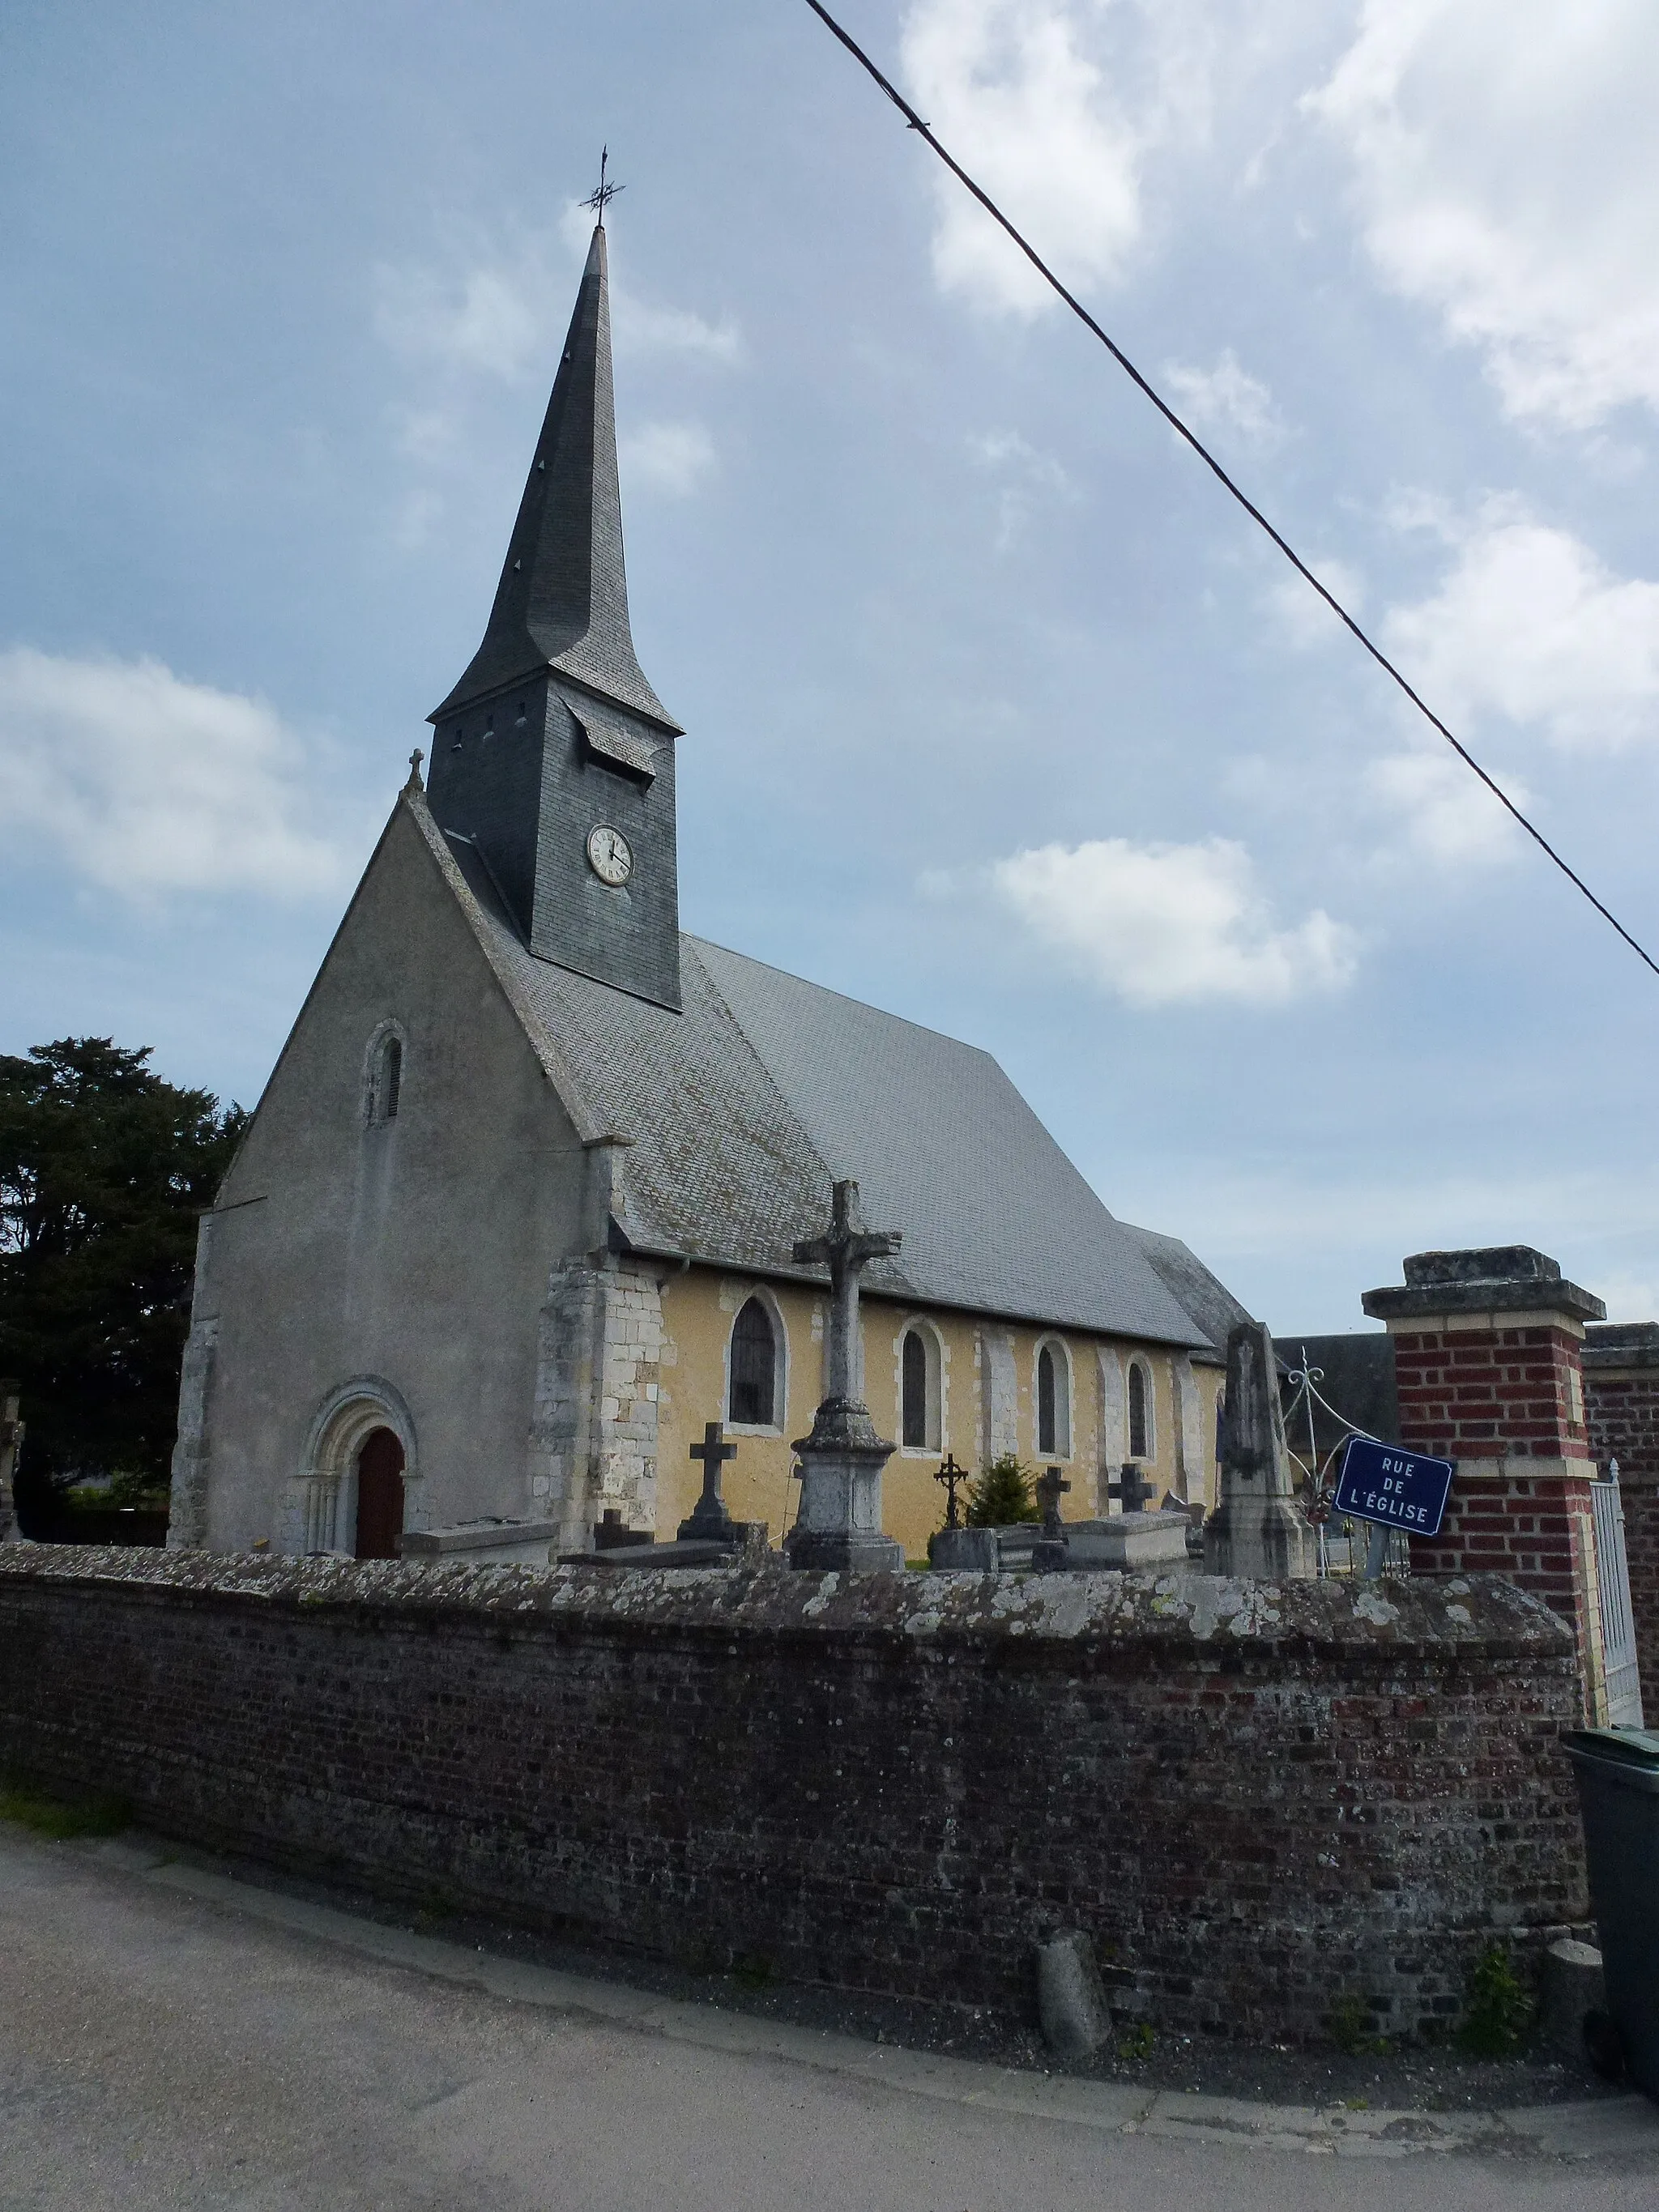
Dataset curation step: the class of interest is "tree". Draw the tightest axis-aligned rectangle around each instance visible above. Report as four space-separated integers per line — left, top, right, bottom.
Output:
0 1039 245 1519
965 1452 1038 1527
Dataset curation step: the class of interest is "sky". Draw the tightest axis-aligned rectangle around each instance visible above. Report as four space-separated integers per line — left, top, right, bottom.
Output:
5 0 1659 1336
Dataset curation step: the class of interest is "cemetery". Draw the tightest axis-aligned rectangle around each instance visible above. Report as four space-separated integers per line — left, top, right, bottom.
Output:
2 1216 1649 2068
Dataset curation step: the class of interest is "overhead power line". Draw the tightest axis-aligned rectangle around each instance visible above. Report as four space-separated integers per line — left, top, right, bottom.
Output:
800 0 1659 982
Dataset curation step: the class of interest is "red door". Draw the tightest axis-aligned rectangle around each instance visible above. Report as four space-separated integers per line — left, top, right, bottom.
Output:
354 1428 406 1560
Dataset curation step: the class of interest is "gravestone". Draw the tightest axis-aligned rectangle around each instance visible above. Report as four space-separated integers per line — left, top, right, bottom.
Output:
1108 1462 1155 1515
678 1421 739 1542
1031 1465 1073 1572
787 1182 906 1573
1204 1319 1316 1579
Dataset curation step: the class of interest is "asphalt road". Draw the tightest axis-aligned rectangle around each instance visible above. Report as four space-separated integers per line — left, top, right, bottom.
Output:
2 1822 1656 2212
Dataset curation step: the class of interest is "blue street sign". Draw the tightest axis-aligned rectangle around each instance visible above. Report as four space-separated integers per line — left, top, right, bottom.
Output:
1333 1434 1455 1539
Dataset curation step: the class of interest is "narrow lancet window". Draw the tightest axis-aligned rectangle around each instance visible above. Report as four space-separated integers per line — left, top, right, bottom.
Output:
902 1327 942 1451
1128 1362 1150 1460
369 1034 402 1125
728 1298 777 1426
1037 1343 1071 1458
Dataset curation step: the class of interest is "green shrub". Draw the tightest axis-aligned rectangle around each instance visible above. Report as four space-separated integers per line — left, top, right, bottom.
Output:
1327 1993 1390 2056
1457 1944 1533 2056
965 1454 1038 1527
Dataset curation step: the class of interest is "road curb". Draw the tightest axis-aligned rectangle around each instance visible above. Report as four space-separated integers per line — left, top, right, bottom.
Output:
83 1835 1659 2162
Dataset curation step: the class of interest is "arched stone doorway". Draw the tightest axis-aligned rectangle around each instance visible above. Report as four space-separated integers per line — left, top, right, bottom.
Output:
353 1427 406 1559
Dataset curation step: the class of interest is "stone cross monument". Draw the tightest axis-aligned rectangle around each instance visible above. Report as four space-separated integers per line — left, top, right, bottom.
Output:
677 1421 739 1543
787 1181 906 1573
1204 1319 1316 1579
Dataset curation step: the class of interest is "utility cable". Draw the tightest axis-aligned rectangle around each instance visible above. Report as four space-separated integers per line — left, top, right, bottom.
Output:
800 0 1659 980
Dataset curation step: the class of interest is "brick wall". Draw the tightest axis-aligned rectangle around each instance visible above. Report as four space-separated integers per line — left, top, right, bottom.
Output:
1391 1323 1589 1462
0 1549 1587 2047
1581 1335 1659 1721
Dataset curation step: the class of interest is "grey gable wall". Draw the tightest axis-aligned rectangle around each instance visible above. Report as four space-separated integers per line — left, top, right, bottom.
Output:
191 801 586 1549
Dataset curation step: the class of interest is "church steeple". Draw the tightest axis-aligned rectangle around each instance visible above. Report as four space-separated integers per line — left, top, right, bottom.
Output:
424 212 684 1012
431 222 679 731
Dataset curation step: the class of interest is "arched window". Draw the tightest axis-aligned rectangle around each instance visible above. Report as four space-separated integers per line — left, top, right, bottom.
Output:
728 1297 777 1427
1036 1341 1071 1458
1128 1361 1151 1460
901 1325 941 1451
368 1032 402 1125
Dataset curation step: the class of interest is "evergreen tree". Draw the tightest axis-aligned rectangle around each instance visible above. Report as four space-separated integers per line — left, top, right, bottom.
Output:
0 1039 245 1519
965 1451 1038 1526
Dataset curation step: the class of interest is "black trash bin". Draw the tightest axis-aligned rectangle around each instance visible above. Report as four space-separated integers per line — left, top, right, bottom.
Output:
1564 1728 1659 2100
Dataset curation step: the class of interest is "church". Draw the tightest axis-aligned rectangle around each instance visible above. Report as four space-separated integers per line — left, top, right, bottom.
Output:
166 215 1252 1566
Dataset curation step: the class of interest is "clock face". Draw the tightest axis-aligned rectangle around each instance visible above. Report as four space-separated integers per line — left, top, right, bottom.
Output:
586 824 633 886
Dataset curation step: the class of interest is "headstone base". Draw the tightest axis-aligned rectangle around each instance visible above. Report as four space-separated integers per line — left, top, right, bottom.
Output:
1203 1494 1317 1580
789 1397 903 1575
787 1528 906 1574
927 1526 1000 1571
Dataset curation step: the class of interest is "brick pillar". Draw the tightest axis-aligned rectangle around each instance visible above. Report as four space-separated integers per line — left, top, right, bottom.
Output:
1362 1247 1609 1722
1580 1323 1659 1724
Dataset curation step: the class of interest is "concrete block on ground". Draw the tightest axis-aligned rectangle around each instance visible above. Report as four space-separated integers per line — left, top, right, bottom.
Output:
1541 1937 1606 2061
1035 1930 1108 2058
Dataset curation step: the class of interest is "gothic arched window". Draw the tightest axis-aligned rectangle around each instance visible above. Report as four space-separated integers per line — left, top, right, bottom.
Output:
1128 1361 1152 1460
368 1032 402 1125
902 1325 941 1451
728 1297 777 1427
1036 1341 1072 1458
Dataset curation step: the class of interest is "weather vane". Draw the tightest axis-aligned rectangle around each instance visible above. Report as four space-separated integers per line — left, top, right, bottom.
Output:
582 146 625 225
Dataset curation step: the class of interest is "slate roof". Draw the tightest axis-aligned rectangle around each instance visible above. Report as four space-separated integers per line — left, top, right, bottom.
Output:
1118 1221 1256 1358
432 808 1216 1348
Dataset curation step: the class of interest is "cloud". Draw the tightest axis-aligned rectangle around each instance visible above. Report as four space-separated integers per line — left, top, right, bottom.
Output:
901 2 1155 318
0 649 352 900
620 420 716 498
1365 748 1529 866
987 835 1357 1005
1308 0 1659 429
1384 497 1659 748
377 215 740 382
968 428 1078 547
1164 349 1282 445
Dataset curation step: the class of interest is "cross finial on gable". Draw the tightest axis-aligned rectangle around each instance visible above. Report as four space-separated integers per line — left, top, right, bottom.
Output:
403 748 425 795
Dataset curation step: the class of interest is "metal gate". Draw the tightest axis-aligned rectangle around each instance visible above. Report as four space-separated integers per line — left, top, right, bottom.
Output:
1591 1471 1645 1728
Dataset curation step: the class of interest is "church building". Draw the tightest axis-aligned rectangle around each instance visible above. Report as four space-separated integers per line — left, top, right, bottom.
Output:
167 217 1252 1565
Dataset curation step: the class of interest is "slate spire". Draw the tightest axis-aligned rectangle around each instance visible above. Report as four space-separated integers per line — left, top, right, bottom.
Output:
432 223 680 732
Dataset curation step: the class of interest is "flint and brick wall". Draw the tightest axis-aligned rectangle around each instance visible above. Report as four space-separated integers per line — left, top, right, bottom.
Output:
0 1548 1586 2046
1581 1344 1659 1722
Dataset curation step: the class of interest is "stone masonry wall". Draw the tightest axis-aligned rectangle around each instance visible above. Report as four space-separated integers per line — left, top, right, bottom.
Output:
1582 1352 1659 1722
0 1548 1585 2047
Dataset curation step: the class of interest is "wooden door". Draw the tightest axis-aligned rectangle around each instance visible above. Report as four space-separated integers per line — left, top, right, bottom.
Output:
354 1427 406 1560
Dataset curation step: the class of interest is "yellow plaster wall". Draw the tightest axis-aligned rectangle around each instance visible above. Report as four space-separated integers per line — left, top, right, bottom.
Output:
655 1269 1221 1554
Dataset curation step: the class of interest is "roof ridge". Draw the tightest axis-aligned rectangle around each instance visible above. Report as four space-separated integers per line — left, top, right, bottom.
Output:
686 934 1001 1064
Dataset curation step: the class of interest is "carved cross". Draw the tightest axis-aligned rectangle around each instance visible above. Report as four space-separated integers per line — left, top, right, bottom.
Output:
933 1451 968 1531
1035 1464 1070 1539
1108 1461 1155 1515
686 1421 739 1530
793 1180 901 1404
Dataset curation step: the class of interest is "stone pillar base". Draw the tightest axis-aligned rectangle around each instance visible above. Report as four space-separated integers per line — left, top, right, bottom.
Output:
787 1528 906 1574
1204 1494 1316 1579
788 1396 903 1575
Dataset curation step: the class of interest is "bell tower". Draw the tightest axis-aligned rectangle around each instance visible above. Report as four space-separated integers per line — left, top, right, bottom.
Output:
425 215 684 1010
